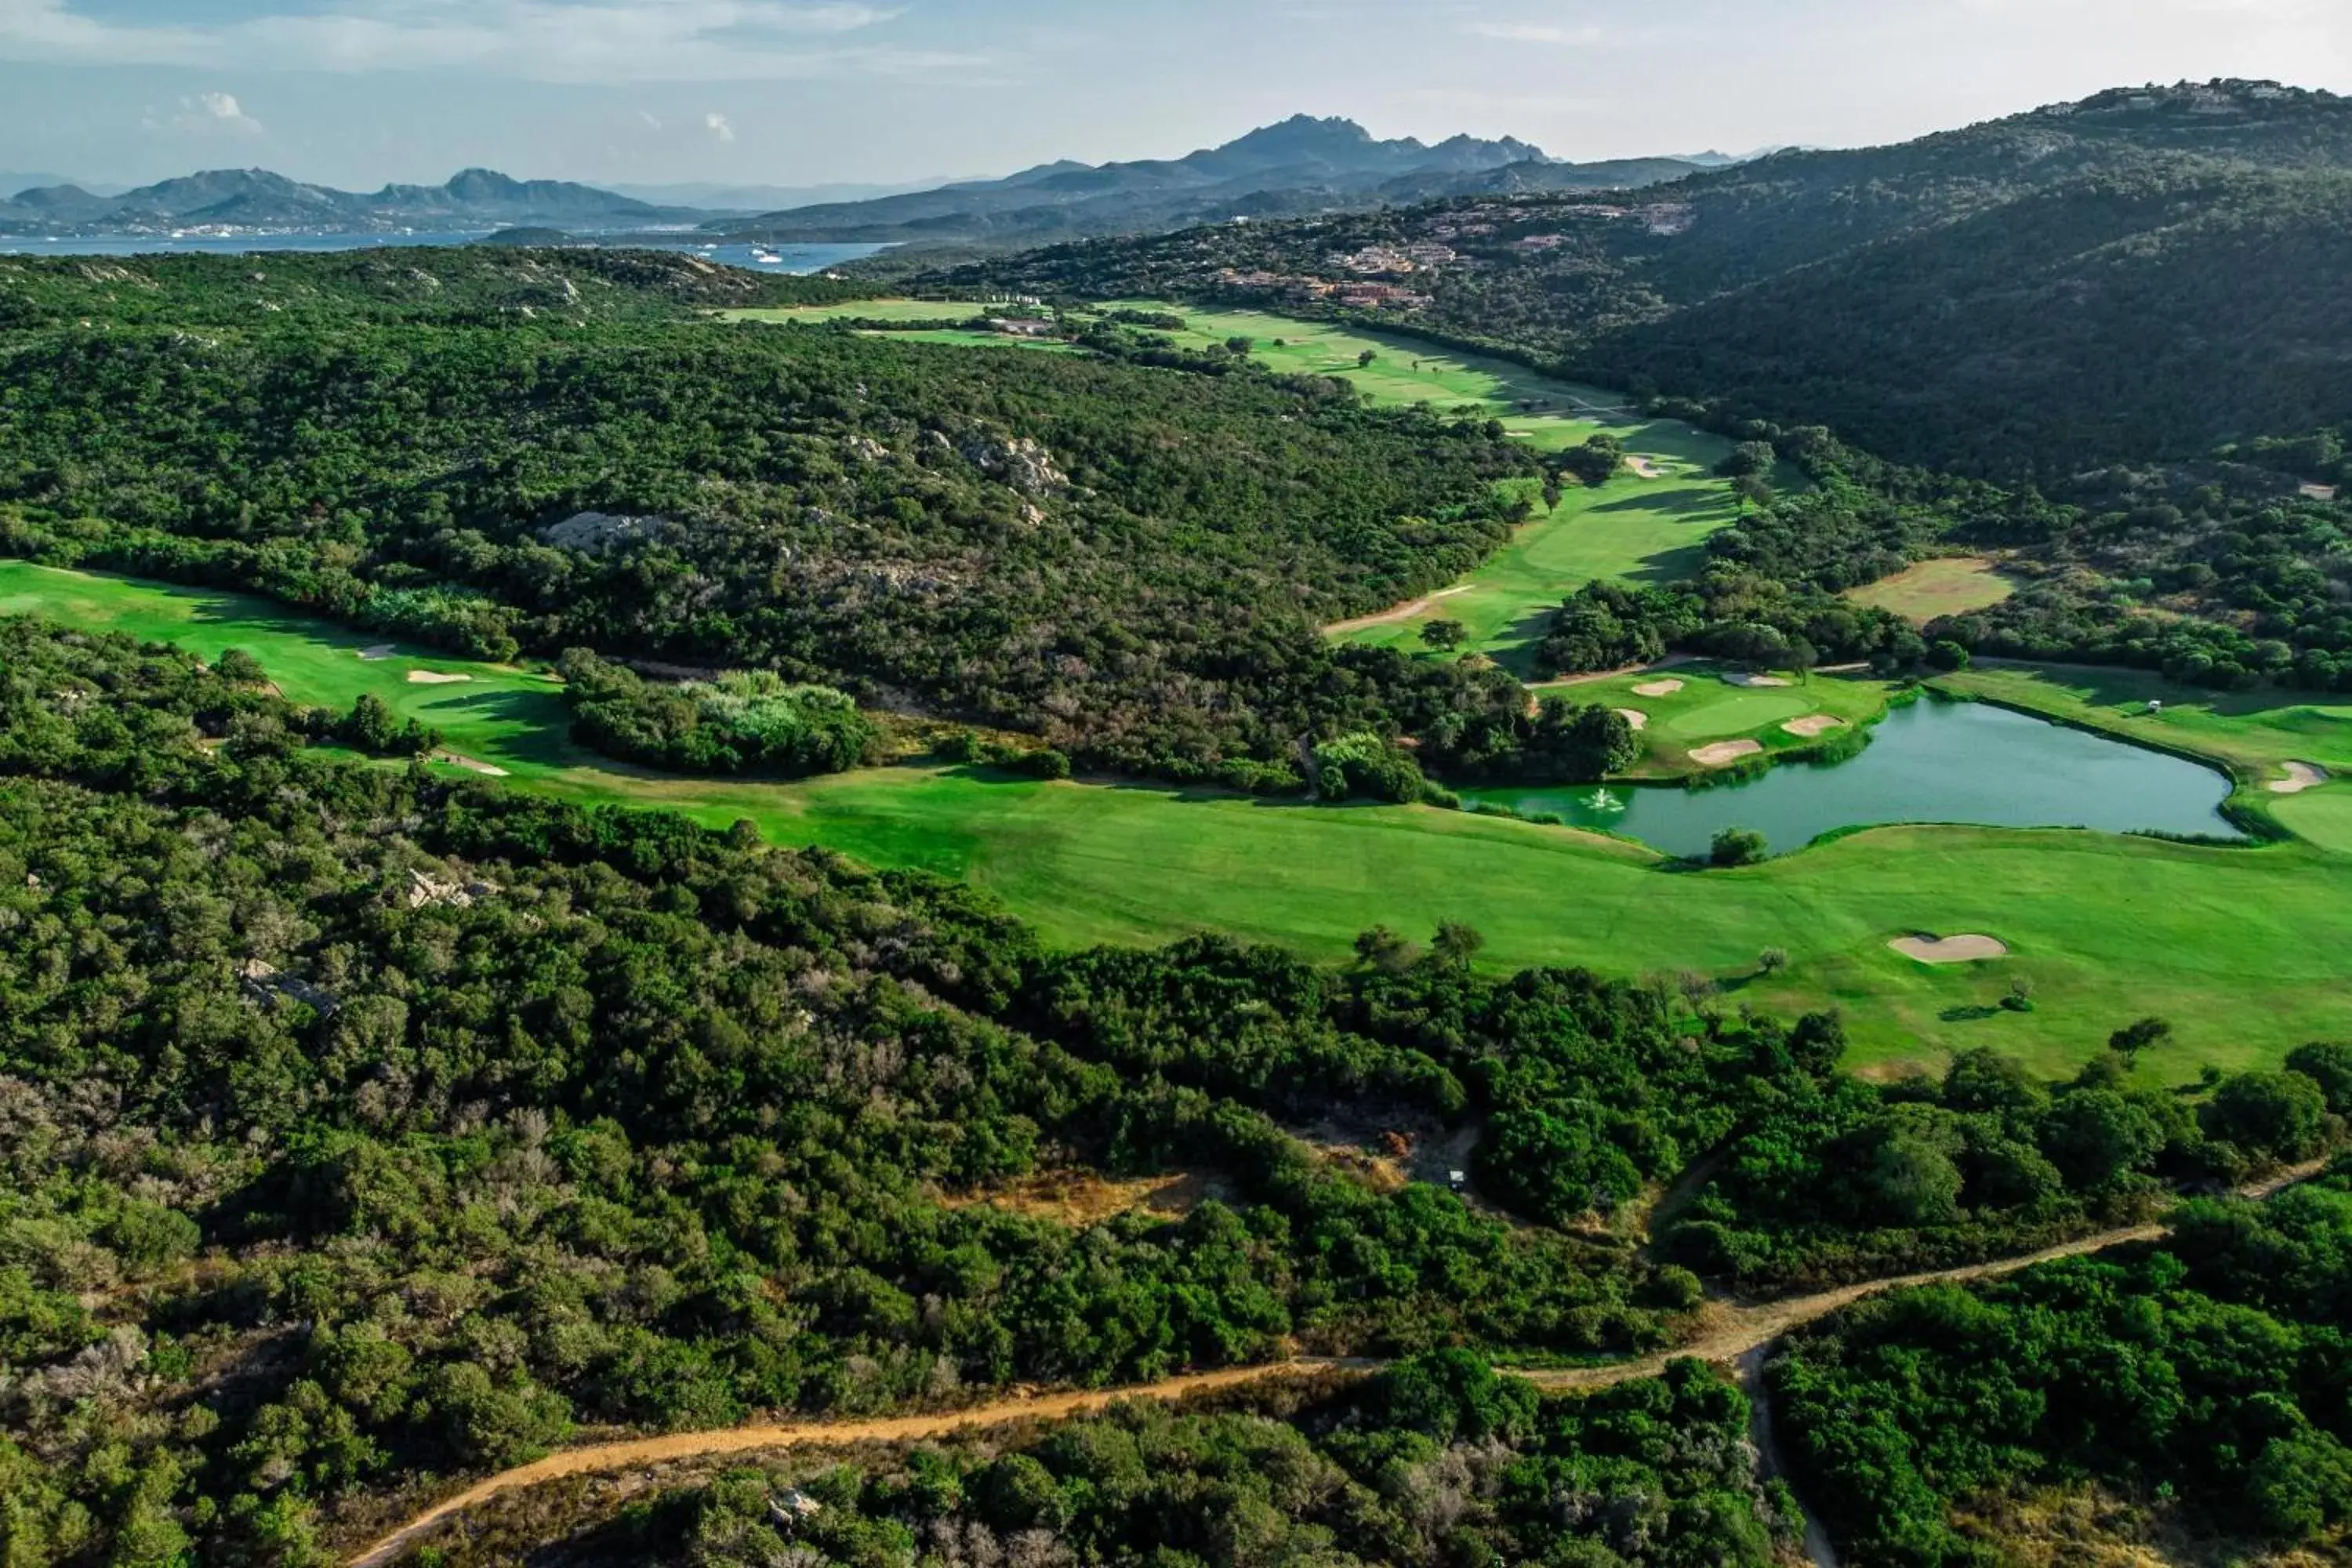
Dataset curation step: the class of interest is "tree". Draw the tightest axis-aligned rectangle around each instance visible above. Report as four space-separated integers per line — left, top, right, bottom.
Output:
1758 948 1791 977
2201 1072 2330 1160
1927 641 1973 673
1732 474 1777 513
2108 1017 2174 1066
1353 924 1414 972
1711 828 1769 868
1225 336 1255 355
1430 921 1486 971
1558 434 1626 488
1715 441 1777 480
2285 1041 2352 1113
1420 619 1469 652
1357 349 1377 368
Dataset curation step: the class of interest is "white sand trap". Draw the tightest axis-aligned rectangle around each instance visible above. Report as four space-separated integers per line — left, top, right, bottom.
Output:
1624 456 1664 479
407 670 473 686
357 644 397 662
1632 679 1686 698
436 753 510 779
1723 673 1792 688
2270 762 2329 795
1782 714 1848 739
1890 934 2011 964
1690 739 1765 768
1616 709 1650 731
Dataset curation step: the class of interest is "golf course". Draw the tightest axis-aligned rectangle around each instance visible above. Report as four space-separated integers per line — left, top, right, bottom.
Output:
8 557 2352 1083
727 298 1769 673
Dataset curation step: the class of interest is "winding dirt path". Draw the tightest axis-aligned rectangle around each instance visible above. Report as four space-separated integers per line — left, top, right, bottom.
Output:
345 1161 2327 1567
1323 584 1473 635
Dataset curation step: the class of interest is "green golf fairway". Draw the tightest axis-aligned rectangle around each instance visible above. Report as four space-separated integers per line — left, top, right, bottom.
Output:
9 560 2352 1083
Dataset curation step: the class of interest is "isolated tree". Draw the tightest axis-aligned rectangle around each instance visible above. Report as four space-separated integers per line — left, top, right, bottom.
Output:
1358 350 1377 368
1711 828 1769 868
1225 336 1254 355
1420 618 1470 652
1758 947 1791 977
2108 1016 2174 1066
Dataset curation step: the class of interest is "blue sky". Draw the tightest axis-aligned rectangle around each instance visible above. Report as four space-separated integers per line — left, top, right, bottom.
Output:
2 0 2347 189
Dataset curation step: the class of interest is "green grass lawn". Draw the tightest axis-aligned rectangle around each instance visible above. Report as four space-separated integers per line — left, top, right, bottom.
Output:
1846 557 2018 624
12 561 2352 1083
1540 665 1896 778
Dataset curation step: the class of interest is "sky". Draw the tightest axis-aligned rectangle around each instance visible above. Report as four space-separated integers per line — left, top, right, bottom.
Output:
1 0 2348 191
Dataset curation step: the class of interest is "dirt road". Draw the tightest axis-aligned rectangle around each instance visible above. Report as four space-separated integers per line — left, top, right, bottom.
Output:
346 1162 2325 1567
1322 583 1472 635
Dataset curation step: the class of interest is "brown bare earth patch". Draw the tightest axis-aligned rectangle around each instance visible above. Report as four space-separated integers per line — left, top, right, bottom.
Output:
1891 934 2010 964
1781 714 1847 739
1690 739 1765 768
1617 708 1650 731
938 1170 1222 1226
1632 679 1686 698
1323 583 1472 635
407 670 474 686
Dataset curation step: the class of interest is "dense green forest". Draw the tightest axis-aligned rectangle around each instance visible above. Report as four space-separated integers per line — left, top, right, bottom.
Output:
0 252 1588 782
434 1354 1802 1568
1774 1169 2352 1563
1 615 2338 1563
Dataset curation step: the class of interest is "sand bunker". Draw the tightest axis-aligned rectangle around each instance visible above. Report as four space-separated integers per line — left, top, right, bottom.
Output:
1616 709 1650 731
1623 456 1664 479
1632 679 1686 698
1724 673 1791 688
1890 934 2011 964
435 753 510 779
1690 739 1765 768
2270 762 2329 795
407 670 473 686
357 644 397 662
1782 714 1848 739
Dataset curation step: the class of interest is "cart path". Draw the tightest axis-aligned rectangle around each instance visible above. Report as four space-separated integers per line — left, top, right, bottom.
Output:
347 1160 2328 1567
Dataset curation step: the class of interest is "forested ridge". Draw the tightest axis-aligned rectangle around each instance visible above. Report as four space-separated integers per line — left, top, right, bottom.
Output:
2 616 2343 1564
942 82 2352 697
0 252 1581 783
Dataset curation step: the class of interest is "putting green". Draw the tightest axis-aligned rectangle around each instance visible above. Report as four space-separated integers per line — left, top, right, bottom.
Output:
1535 666 1894 778
10 561 2352 1083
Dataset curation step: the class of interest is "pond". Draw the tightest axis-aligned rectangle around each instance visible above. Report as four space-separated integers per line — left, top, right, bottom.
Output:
1468 696 2244 858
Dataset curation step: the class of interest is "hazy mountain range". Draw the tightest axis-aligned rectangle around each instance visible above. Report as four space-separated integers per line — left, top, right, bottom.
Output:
718 115 1716 245
0 168 705 237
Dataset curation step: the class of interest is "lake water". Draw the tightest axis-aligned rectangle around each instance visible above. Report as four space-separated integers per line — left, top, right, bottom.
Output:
1470 697 2242 858
0 233 888 275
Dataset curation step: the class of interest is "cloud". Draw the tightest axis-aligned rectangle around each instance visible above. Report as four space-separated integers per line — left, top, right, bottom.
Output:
142 89 267 136
0 0 992 84
1462 20 1606 45
705 111 736 143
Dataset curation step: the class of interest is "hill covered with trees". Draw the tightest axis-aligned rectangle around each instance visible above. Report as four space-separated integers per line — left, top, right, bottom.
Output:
2 615 2342 1563
945 82 2352 481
